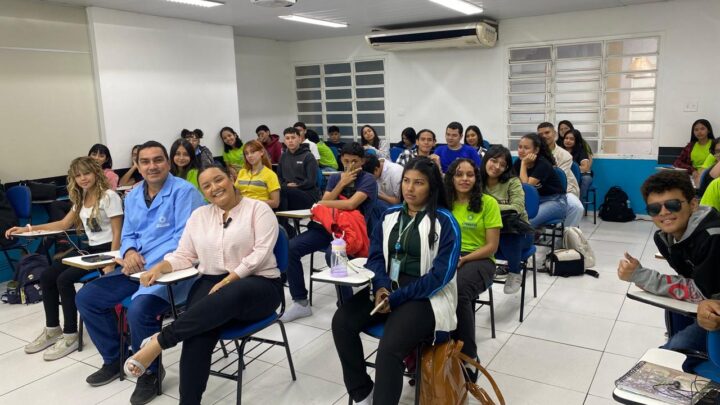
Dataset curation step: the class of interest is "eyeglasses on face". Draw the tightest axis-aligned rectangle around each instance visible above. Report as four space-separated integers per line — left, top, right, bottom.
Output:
646 199 687 217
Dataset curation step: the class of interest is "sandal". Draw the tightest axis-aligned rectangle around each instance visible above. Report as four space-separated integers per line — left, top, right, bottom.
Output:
123 334 157 377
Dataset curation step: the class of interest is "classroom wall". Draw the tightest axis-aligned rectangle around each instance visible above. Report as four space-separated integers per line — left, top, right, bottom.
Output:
285 0 720 151
87 8 240 167
234 36 295 141
0 0 101 183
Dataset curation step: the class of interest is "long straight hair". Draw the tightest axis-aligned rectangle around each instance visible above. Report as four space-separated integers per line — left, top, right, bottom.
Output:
360 125 380 148
480 145 514 185
521 133 556 166
67 157 112 233
242 140 272 171
88 144 113 169
170 138 199 179
444 158 483 213
220 126 243 152
691 119 715 143
401 156 448 249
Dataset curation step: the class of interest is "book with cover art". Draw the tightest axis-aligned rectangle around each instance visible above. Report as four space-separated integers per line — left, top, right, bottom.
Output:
615 361 720 405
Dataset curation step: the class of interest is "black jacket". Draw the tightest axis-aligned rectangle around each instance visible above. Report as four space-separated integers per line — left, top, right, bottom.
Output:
278 143 319 199
655 206 720 298
0 186 18 247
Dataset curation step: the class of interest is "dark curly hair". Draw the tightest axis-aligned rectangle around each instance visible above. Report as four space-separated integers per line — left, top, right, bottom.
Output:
445 158 483 213
641 171 695 202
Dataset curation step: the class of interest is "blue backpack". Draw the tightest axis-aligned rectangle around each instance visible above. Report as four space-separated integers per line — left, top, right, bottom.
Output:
1 254 49 305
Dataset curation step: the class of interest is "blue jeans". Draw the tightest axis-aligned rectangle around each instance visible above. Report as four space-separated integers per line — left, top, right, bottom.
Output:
580 174 593 207
287 224 333 301
497 233 534 274
530 194 567 228
663 311 708 372
565 193 584 227
76 271 170 373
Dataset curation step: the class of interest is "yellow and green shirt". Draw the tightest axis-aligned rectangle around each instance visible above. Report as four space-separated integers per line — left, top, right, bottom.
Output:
223 146 245 173
691 141 712 170
234 166 280 202
318 141 339 169
701 177 720 212
451 194 502 260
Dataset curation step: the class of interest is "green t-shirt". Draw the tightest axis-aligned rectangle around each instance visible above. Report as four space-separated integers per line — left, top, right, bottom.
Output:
317 141 339 169
223 146 245 173
452 195 503 258
701 177 720 212
702 153 718 170
691 141 712 170
387 208 424 277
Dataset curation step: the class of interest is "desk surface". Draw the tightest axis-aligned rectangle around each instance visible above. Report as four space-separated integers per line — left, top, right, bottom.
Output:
322 171 342 176
311 258 374 287
627 287 698 317
62 250 121 270
116 185 133 192
130 268 199 284
14 230 64 237
613 348 689 405
275 209 312 218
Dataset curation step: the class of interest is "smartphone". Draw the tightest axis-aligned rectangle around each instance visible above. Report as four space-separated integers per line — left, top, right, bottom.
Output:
81 254 114 263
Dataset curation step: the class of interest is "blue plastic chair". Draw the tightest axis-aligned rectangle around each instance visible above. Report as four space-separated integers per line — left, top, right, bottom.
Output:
571 162 597 224
694 330 720 382
390 146 404 162
1 186 32 272
210 227 296 405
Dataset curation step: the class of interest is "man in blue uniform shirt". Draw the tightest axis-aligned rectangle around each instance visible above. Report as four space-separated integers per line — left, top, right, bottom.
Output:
77 141 204 405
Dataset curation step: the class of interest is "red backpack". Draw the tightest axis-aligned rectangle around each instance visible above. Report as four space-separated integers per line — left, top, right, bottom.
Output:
310 205 369 257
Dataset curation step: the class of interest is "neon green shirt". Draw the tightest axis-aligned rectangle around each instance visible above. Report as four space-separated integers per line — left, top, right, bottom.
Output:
691 141 712 170
451 194 502 259
317 141 338 169
223 146 245 173
701 178 720 212
702 154 718 170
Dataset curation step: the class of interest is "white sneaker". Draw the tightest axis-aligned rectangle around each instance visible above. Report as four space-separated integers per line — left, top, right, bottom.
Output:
25 327 62 354
503 273 523 295
43 333 79 361
279 302 312 323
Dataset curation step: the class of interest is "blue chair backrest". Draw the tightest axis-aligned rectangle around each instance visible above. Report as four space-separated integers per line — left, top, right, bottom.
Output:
482 140 491 149
553 167 567 191
701 169 710 189
273 227 289 273
7 186 32 223
390 146 404 162
521 183 540 220
570 162 582 186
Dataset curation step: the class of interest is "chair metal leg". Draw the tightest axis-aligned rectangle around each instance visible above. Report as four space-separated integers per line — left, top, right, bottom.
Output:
118 309 126 381
531 253 538 298
220 340 229 358
278 321 297 380
78 317 84 352
519 264 527 322
488 287 496 339
309 253 314 306
235 339 245 405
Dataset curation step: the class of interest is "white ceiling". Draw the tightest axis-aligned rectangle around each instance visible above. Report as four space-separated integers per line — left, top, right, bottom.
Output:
42 0 667 41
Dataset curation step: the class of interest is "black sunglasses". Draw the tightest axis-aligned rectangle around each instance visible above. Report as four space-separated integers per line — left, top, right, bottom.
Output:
646 199 687 216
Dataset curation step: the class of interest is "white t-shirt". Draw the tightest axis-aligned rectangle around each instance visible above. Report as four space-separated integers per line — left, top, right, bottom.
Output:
379 159 403 200
303 139 321 160
74 189 124 246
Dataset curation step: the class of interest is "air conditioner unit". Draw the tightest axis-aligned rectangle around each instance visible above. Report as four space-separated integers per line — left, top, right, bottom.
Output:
250 0 296 7
365 22 497 52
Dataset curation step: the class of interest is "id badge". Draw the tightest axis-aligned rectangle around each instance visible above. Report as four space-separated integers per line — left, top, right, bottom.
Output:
390 257 401 283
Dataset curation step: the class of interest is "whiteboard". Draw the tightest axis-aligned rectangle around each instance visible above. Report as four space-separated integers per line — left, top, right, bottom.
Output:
87 7 240 168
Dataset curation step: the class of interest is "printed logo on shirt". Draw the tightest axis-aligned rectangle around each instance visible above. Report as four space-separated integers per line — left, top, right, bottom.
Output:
296 160 304 165
156 215 170 228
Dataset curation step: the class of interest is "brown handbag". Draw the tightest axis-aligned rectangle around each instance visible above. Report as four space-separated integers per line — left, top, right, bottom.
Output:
419 340 505 405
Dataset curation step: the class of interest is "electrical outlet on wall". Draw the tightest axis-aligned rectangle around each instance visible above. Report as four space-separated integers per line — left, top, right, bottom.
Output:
684 101 699 112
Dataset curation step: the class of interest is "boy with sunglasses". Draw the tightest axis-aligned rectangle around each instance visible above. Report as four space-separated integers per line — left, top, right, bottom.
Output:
617 171 720 369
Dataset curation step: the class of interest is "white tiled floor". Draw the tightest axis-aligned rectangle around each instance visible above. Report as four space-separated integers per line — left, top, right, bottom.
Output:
0 216 672 404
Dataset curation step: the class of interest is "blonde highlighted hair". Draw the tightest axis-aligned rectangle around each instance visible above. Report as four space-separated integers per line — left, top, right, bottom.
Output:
242 140 272 171
67 157 112 233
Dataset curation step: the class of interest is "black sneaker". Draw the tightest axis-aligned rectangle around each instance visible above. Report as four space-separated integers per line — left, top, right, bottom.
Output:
494 266 509 280
86 360 121 386
130 365 165 405
464 366 479 383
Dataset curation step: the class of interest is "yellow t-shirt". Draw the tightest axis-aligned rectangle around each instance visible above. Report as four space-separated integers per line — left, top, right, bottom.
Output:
234 166 280 201
701 178 720 212
691 141 712 170
702 153 718 170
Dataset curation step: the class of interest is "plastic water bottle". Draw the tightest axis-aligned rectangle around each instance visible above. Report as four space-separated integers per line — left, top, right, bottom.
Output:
330 235 348 277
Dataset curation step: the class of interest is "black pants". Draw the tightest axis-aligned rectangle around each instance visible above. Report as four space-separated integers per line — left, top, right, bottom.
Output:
156 274 283 405
278 187 317 237
332 287 435 404
40 242 111 333
452 258 494 360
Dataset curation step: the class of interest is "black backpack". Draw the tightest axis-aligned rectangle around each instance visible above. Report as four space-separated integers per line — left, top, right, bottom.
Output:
1 254 48 305
599 186 636 222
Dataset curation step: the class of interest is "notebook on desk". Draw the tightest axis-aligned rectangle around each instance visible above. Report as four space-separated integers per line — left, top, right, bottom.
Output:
616 361 720 404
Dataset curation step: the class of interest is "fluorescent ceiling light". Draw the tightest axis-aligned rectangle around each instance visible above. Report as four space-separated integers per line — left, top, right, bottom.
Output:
165 0 224 7
428 0 483 15
278 15 347 28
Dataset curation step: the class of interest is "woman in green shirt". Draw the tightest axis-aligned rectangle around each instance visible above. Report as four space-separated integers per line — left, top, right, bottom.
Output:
480 145 534 295
444 158 502 374
170 138 200 191
674 119 715 185
220 126 244 178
